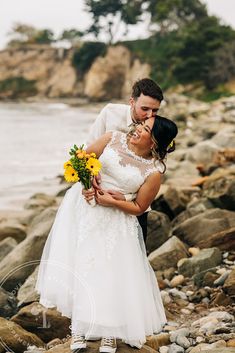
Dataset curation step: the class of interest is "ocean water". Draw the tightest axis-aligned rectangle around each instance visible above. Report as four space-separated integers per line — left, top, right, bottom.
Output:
0 102 99 209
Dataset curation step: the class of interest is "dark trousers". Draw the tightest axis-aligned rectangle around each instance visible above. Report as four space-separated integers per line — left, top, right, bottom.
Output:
137 212 148 244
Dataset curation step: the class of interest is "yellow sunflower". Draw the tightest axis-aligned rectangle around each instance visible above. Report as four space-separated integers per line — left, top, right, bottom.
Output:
86 158 102 176
63 160 72 169
64 166 79 182
90 152 96 158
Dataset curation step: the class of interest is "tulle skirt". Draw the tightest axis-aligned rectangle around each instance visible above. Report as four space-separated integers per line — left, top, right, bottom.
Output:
35 182 167 347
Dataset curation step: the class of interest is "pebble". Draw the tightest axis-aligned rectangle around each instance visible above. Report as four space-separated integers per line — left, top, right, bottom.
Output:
186 290 194 297
208 311 234 322
181 308 191 315
175 335 191 349
188 247 200 256
170 275 185 287
223 252 229 258
169 288 188 300
161 290 172 304
213 271 230 286
159 347 169 353
168 343 185 353
196 336 204 343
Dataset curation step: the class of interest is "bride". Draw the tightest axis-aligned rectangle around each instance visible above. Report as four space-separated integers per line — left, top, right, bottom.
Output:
35 115 178 353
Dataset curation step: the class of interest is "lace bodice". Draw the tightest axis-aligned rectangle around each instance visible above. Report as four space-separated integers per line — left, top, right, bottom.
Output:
99 131 163 194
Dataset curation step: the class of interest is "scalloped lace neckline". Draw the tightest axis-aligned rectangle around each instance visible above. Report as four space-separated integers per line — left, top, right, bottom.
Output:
120 133 154 165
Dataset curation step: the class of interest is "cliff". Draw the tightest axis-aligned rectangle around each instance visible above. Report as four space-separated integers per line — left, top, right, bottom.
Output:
0 45 150 101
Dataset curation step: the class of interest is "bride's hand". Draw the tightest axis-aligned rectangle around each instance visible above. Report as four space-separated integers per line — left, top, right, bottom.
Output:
106 190 125 201
95 190 116 207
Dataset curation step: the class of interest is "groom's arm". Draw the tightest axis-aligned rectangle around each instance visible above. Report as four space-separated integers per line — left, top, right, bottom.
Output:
96 172 161 216
87 105 108 145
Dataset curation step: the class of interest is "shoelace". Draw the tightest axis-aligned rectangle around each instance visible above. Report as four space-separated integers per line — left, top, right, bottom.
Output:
102 337 116 347
72 334 85 342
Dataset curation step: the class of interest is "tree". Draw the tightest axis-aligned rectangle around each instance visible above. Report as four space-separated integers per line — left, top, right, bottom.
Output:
206 41 235 89
143 0 208 34
7 23 55 46
60 29 84 46
85 0 143 44
173 16 235 85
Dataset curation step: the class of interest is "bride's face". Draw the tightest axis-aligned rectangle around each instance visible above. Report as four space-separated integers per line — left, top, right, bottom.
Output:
130 117 155 150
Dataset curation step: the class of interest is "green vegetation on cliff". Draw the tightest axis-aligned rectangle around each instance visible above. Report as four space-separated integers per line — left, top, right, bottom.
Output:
0 77 37 99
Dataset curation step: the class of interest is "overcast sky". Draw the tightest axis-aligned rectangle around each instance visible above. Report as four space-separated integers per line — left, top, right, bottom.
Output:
0 0 234 49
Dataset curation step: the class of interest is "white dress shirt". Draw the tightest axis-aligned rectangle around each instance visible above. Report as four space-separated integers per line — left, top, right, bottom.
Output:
87 103 132 145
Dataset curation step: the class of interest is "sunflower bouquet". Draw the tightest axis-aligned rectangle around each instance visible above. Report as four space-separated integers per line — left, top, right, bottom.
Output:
64 144 102 205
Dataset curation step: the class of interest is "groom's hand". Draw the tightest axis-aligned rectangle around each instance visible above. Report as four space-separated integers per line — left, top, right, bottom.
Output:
106 190 125 201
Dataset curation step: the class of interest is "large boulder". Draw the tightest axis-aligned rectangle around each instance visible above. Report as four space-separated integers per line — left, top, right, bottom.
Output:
185 141 219 164
0 316 44 353
0 220 26 243
17 266 40 306
211 128 235 148
146 211 171 253
172 208 235 250
0 287 18 318
177 248 222 277
11 302 71 343
0 236 17 261
0 208 57 291
148 236 189 271
24 193 57 210
203 175 235 211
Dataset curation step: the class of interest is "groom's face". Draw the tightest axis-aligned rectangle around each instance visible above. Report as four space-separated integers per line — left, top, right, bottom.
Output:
129 93 161 123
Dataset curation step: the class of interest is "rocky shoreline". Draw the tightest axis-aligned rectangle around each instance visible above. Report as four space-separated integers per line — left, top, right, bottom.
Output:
0 93 234 353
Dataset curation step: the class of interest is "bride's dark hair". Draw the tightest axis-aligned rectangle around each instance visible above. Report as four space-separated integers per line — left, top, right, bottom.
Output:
151 115 178 173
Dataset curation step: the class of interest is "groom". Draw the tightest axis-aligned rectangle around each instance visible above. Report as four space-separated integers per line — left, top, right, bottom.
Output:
85 78 164 243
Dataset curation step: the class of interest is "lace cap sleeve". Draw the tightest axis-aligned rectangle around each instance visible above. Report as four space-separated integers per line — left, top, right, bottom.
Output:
106 130 123 148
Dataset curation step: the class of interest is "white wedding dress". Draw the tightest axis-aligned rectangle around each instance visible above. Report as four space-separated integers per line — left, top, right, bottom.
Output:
35 131 167 347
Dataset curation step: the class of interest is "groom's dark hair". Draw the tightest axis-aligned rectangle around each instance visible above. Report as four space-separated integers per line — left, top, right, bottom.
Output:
131 78 164 102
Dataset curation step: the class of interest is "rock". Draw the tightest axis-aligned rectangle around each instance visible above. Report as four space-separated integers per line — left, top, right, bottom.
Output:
203 175 235 211
0 287 18 318
163 268 176 281
161 291 172 305
172 208 235 250
168 343 184 353
145 333 170 350
188 247 200 256
46 338 63 349
211 290 233 306
0 207 57 291
193 267 219 287
170 328 190 341
163 186 200 216
0 316 44 353
178 248 222 277
17 266 40 306
211 129 235 148
0 220 26 243
11 302 71 343
175 335 190 349
227 339 235 347
185 140 220 164
146 211 171 253
223 268 235 296
168 288 187 300
148 236 189 271
208 311 234 322
159 347 169 353
199 348 235 353
24 193 56 210
214 271 230 286
0 236 17 261
170 275 185 287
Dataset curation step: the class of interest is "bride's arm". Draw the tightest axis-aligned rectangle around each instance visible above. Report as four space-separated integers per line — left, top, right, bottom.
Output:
96 172 161 216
